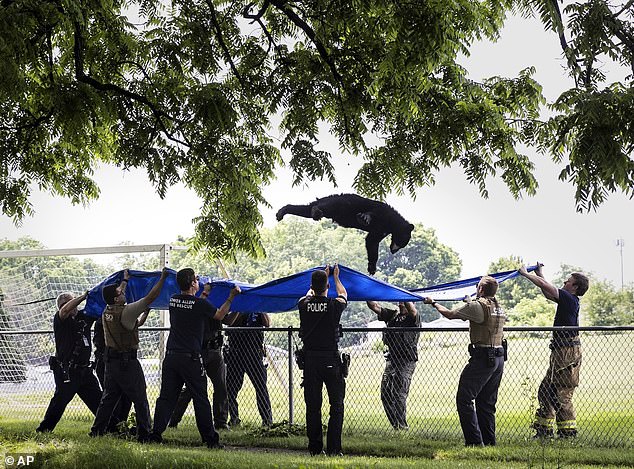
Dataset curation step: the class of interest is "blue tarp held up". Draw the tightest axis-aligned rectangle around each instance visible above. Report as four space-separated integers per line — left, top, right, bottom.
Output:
84 264 422 317
411 266 537 301
84 264 537 317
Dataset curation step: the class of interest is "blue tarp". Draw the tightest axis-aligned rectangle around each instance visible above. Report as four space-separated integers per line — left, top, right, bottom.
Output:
84 264 537 318
411 266 537 301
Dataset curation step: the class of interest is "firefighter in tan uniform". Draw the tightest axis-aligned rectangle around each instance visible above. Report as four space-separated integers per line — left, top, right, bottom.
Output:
90 268 169 442
425 275 506 446
519 264 589 438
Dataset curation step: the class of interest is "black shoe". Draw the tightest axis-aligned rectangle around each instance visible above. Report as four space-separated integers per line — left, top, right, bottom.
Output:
310 450 325 456
35 427 51 434
557 430 577 439
147 432 163 444
228 419 241 428
533 430 554 439
207 441 225 449
326 451 344 457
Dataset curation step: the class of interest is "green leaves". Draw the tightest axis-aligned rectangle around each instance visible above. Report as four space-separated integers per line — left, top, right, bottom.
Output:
1 0 632 261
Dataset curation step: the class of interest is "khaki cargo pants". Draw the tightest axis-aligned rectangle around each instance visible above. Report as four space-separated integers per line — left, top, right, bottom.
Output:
533 345 582 436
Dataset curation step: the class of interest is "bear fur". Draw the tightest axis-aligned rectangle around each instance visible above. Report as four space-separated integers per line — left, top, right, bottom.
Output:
276 193 414 275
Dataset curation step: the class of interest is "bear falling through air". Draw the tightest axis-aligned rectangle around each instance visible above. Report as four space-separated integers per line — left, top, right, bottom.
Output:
275 193 415 275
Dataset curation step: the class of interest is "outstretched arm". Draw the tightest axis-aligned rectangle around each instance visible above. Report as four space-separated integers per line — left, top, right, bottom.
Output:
121 268 169 330
519 264 559 301
333 264 347 300
424 297 460 320
403 302 417 318
59 292 88 320
214 286 242 321
366 300 382 315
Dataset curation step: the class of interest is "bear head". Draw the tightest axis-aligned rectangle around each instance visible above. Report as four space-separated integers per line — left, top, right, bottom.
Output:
389 223 415 254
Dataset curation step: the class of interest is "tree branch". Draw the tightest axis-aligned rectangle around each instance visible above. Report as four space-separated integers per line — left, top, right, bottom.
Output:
614 0 634 18
269 0 342 84
71 20 189 148
204 0 246 88
268 0 356 145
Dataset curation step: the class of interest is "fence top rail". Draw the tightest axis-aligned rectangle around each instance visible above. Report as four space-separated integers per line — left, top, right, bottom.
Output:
0 244 188 258
2 326 634 334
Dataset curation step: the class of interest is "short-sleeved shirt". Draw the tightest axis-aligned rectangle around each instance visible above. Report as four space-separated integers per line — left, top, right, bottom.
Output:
553 288 580 341
53 310 94 366
166 294 218 353
452 301 485 324
298 296 347 351
378 307 421 362
226 313 266 351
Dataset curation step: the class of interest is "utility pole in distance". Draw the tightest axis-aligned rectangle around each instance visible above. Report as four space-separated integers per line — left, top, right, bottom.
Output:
616 238 625 290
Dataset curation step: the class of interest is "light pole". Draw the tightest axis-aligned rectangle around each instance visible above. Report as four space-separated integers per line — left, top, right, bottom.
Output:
616 238 625 290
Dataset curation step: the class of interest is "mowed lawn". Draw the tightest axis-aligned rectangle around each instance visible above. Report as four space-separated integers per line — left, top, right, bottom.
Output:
1 331 633 467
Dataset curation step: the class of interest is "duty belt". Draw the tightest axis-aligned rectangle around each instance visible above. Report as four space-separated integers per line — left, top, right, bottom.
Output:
304 350 339 358
468 345 504 357
166 350 201 359
105 348 137 360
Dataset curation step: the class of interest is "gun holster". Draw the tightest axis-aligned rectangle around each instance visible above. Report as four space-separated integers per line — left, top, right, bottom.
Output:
340 352 350 378
294 347 305 370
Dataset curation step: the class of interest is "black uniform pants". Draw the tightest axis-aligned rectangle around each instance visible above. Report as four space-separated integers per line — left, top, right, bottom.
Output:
95 355 132 431
37 365 102 432
91 357 151 440
303 352 345 455
225 348 273 426
152 353 219 445
456 354 504 446
170 348 228 427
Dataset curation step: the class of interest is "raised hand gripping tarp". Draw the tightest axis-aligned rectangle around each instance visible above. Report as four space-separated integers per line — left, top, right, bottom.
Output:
83 264 537 317
410 265 538 301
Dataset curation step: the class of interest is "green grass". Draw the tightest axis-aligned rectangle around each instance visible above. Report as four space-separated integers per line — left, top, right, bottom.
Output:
2 331 634 466
1 418 633 469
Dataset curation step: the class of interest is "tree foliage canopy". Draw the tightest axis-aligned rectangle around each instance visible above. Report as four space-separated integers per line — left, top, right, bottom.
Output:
1 1 632 259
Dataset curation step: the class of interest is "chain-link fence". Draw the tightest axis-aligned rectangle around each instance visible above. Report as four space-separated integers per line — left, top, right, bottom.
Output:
1 326 633 446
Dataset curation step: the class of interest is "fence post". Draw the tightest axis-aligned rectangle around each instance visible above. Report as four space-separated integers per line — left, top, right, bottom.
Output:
288 326 294 424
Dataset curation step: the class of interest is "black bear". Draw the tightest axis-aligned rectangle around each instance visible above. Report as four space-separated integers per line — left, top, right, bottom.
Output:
276 193 415 275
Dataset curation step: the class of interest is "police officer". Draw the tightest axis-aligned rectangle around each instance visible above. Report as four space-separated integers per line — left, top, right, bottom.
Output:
150 268 240 448
519 264 589 438
225 312 273 427
365 300 420 430
425 275 506 446
298 264 347 456
93 315 133 433
168 311 236 430
36 291 102 433
90 268 169 442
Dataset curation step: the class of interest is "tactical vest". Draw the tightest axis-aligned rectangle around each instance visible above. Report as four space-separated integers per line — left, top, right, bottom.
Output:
469 298 506 346
102 304 139 352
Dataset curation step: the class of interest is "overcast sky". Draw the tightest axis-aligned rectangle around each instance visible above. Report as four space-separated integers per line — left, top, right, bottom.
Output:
0 15 631 287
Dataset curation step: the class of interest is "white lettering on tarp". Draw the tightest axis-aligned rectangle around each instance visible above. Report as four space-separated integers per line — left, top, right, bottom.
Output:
307 302 327 312
169 298 195 310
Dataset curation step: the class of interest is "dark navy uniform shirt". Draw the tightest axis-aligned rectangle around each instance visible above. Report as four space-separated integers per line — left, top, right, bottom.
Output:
167 294 217 353
298 296 347 351
226 313 266 351
553 288 580 340
53 310 94 365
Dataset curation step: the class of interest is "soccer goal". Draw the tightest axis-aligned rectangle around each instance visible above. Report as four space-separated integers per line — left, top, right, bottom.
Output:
0 244 179 384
